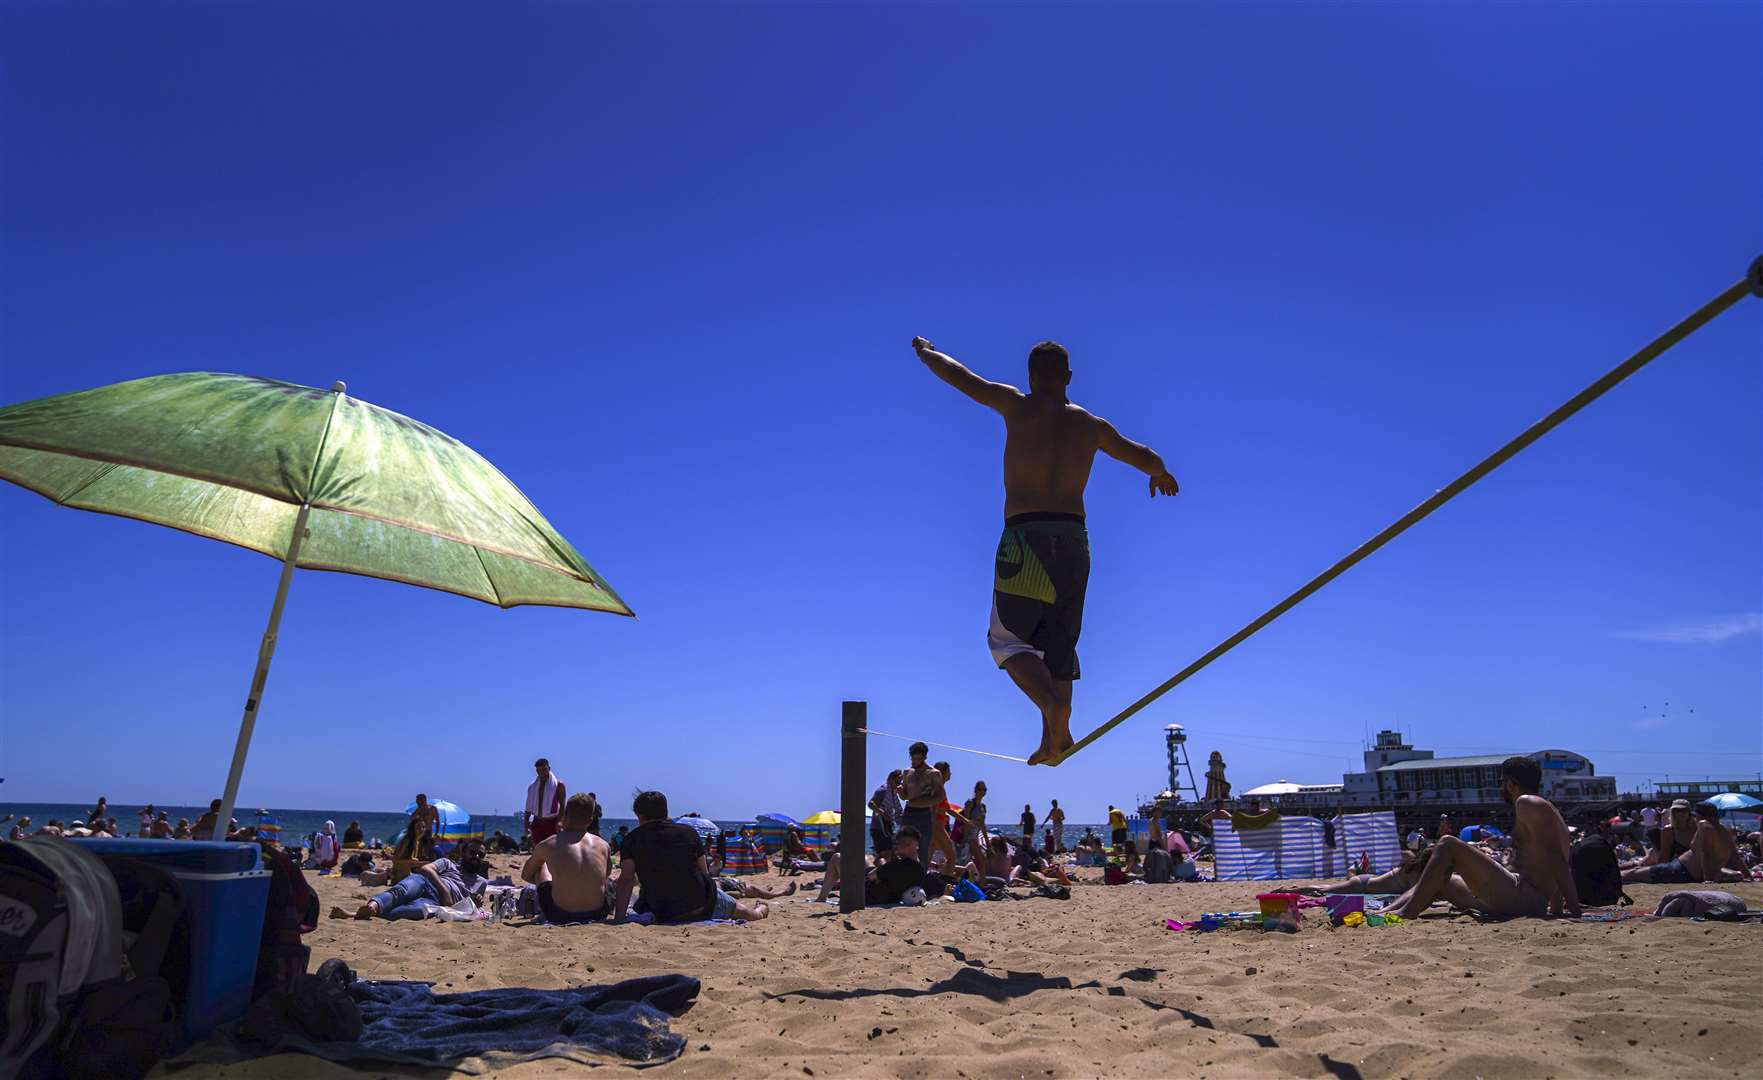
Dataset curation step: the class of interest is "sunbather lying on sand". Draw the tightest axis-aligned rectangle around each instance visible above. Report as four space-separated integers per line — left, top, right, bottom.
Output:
1308 850 1426 896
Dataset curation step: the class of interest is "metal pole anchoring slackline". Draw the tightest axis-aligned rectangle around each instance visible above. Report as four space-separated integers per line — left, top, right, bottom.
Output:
1057 254 1763 765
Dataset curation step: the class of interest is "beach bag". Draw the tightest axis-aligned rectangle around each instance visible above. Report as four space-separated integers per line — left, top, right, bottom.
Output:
254 846 319 999
0 836 180 1080
1569 835 1631 907
951 879 986 903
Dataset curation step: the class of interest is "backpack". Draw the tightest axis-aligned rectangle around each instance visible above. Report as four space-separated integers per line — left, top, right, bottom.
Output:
253 846 319 999
0 836 182 1080
1569 835 1632 907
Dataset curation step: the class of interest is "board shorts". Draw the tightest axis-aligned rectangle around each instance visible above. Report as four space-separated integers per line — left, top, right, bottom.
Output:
537 881 608 924
1111 827 1128 848
989 512 1090 681
530 816 559 845
1635 857 1695 884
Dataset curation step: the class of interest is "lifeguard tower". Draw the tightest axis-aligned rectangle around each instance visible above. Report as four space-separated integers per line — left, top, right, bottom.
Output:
1164 723 1202 805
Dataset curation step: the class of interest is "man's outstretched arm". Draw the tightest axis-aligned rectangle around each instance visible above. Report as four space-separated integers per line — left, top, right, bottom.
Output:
912 337 1021 412
1097 418 1179 496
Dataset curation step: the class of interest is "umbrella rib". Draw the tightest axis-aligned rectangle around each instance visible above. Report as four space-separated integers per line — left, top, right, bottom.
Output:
471 544 506 607
53 461 120 505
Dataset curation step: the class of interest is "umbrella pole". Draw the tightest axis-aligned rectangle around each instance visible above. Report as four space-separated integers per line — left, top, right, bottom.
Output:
216 503 312 839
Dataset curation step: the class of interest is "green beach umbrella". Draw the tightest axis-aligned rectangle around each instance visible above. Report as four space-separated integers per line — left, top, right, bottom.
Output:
0 372 633 835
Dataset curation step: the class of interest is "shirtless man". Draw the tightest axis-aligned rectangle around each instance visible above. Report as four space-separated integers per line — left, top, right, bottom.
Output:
521 793 613 923
1623 801 1744 885
1386 757 1581 919
913 337 1178 764
897 742 958 870
411 793 441 836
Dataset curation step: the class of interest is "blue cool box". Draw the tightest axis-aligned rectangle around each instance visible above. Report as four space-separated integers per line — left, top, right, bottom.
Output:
73 838 271 1044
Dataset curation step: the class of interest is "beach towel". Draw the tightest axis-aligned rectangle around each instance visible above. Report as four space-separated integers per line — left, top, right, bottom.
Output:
525 775 564 822
1654 890 1748 920
177 972 699 1071
1230 809 1281 831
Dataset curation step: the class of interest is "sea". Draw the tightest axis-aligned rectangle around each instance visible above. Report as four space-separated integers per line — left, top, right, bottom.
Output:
1 802 1114 849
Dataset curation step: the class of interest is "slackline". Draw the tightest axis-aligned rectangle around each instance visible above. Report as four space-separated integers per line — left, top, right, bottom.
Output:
858 727 1029 764
1054 258 1763 766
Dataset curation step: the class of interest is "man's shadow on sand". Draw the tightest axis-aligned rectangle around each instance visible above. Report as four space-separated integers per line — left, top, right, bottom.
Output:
765 966 1365 1078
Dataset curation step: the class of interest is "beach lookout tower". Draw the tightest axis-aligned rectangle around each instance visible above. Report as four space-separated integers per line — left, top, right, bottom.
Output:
1164 724 1201 804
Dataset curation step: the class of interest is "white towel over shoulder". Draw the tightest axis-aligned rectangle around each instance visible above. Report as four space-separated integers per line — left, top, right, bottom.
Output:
526 774 564 819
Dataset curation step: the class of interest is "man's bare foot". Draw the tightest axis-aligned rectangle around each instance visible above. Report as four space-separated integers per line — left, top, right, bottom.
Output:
328 905 354 920
1040 704 1076 765
353 901 378 920
1026 740 1053 766
782 881 798 896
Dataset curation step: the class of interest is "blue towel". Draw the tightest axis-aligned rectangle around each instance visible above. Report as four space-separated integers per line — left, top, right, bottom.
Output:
348 974 698 1065
176 973 699 1070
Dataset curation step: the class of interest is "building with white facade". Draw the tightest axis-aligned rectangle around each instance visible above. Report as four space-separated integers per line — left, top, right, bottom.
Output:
1250 730 1616 809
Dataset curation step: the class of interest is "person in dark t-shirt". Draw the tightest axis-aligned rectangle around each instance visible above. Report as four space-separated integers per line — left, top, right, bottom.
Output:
817 825 942 904
612 790 770 922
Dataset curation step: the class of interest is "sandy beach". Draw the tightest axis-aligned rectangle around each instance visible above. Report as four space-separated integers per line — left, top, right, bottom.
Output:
165 858 1762 1079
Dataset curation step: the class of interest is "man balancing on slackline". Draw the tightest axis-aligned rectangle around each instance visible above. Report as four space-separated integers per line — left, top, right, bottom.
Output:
912 337 1178 765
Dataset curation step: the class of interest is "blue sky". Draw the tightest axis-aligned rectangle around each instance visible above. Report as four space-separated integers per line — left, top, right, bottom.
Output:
2 3 1758 822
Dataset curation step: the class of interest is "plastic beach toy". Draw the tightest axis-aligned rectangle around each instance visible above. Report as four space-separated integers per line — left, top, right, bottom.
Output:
1256 892 1303 932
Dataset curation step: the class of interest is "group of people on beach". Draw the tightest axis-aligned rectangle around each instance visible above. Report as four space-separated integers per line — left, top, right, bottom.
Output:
4 796 261 844
815 740 1190 904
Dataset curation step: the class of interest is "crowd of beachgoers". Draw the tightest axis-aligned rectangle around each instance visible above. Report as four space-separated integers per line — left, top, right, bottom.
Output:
15 748 1761 929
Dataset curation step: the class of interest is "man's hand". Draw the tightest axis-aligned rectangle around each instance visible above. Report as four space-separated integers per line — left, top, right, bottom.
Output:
1149 472 1179 497
911 336 934 357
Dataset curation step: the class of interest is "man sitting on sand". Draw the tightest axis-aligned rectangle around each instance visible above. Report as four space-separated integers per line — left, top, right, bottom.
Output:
913 337 1178 764
1621 802 1744 885
818 825 937 904
1386 757 1580 919
613 790 769 923
521 793 613 923
968 834 1019 885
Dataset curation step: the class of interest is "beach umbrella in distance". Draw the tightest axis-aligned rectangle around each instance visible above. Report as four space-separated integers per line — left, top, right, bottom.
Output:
674 815 721 844
802 809 842 825
0 372 634 840
1701 792 1763 811
404 799 475 846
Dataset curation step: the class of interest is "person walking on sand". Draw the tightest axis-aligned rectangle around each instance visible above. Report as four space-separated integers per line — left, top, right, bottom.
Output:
912 337 1178 764
1047 799 1066 851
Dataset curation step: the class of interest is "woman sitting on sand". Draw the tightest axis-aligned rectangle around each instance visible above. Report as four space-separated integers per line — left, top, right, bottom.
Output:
391 814 438 881
342 820 365 847
309 821 341 870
